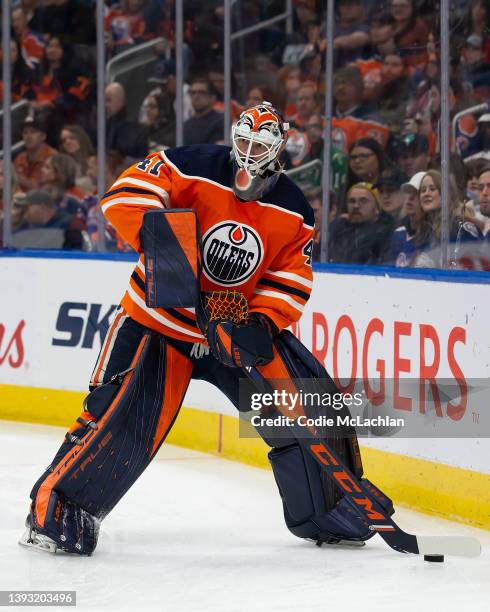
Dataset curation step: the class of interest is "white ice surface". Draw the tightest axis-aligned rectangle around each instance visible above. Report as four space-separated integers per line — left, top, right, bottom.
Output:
0 420 489 612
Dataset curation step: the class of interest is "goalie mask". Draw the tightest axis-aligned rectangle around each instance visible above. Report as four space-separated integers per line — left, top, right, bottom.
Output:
231 102 289 201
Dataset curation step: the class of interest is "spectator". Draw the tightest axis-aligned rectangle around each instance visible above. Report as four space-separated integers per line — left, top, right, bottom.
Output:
329 182 394 264
208 66 243 122
0 162 23 246
462 35 490 103
12 189 85 250
388 171 425 265
14 114 57 192
464 114 490 163
142 59 193 126
303 113 325 162
477 164 490 235
289 81 320 129
183 77 224 146
11 5 45 71
140 93 176 150
413 170 484 267
292 0 317 41
106 82 149 163
300 48 323 84
11 192 29 233
348 137 386 187
59 125 95 180
375 167 408 225
308 189 338 262
465 158 485 211
428 152 469 203
332 66 378 121
356 13 397 95
40 153 86 218
390 0 429 69
420 79 481 160
366 11 397 58
309 189 323 261
23 0 74 40
86 155 118 195
280 0 317 64
243 87 279 115
457 0 490 65
142 0 173 40
397 133 430 178
334 0 370 68
364 52 412 134
20 0 37 28
0 160 20 214
277 64 302 120
31 36 91 128
245 87 268 108
285 124 313 168
104 0 146 55
0 38 35 104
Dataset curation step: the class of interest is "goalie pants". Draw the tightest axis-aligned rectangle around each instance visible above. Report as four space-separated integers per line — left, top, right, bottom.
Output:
29 309 376 554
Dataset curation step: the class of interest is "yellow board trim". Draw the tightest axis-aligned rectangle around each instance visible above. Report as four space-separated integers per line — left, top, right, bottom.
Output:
1 384 488 529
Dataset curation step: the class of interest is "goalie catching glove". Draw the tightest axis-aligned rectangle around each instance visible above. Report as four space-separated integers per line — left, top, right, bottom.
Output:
196 292 276 368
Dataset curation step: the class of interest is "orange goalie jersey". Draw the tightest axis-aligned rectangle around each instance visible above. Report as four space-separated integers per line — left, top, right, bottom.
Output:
100 144 314 343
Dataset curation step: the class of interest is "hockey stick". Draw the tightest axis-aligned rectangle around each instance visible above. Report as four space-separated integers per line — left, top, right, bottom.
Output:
200 291 481 559
245 364 480 558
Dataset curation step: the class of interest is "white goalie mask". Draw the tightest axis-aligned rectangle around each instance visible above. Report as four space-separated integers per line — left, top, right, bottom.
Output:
231 102 289 201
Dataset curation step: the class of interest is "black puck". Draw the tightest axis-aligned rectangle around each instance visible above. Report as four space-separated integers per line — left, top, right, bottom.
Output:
424 554 445 562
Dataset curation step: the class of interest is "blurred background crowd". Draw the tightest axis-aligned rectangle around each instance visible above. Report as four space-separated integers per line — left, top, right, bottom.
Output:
0 0 489 270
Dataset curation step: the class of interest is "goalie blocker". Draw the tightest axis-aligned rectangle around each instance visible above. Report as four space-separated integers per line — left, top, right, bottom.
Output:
23 210 392 555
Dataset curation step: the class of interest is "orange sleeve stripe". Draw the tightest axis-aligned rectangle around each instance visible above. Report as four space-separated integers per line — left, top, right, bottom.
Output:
99 157 174 252
263 269 313 290
252 289 305 313
257 277 310 303
111 176 170 204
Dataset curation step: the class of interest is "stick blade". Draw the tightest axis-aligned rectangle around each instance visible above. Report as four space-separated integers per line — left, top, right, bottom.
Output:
417 535 481 558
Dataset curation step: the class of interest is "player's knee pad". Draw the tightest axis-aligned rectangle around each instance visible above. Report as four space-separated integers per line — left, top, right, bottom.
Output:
30 332 192 554
269 443 393 544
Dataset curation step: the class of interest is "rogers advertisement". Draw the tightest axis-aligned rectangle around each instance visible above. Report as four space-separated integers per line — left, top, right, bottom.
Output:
1 255 489 472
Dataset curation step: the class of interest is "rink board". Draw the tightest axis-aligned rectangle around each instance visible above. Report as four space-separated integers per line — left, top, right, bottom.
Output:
0 253 489 529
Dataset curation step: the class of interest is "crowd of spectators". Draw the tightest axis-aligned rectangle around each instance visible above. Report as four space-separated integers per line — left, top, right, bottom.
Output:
0 0 489 269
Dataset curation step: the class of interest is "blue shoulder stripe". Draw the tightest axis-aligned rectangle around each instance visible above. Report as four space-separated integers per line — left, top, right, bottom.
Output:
164 144 314 227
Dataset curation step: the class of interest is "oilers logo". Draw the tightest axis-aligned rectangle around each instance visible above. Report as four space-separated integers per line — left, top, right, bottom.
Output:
202 222 264 286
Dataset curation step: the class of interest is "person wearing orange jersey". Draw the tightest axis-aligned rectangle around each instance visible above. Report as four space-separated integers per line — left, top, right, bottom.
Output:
20 103 390 556
11 6 45 70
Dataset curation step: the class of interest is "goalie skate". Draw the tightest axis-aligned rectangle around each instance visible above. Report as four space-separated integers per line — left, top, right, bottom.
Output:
19 516 58 554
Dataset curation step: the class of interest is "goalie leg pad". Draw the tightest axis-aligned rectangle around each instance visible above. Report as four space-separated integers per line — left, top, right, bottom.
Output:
269 444 390 543
253 330 394 542
29 331 193 554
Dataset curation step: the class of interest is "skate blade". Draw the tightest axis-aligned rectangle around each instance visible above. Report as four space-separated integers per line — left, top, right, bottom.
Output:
18 527 58 554
325 539 366 548
311 538 367 548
